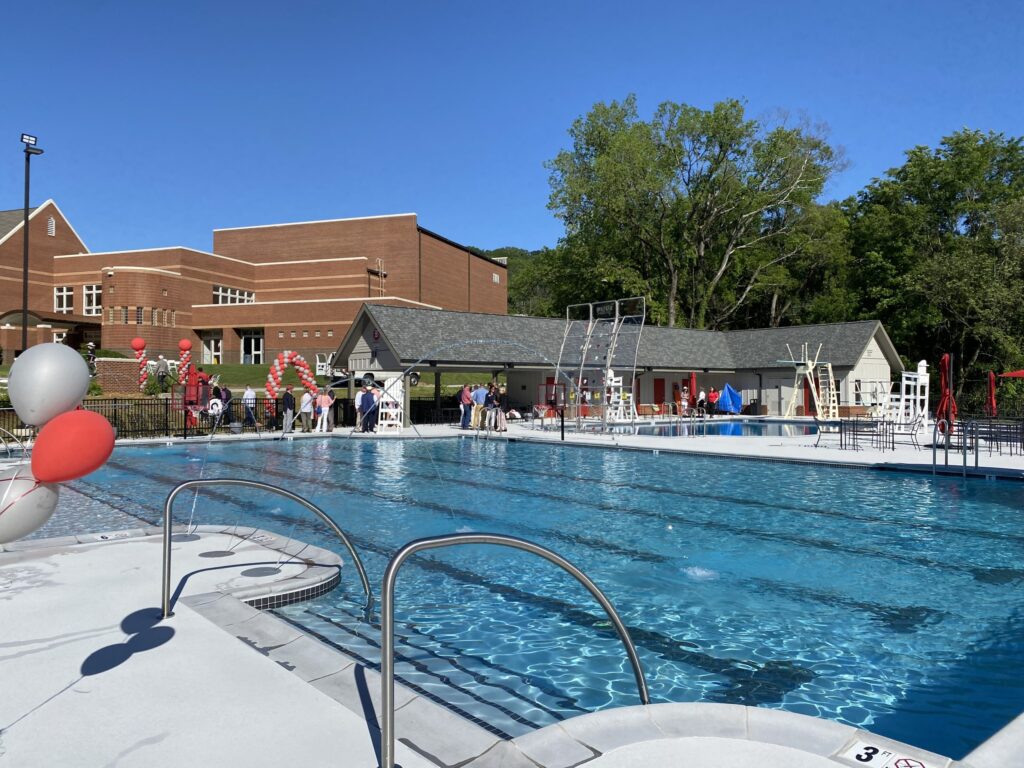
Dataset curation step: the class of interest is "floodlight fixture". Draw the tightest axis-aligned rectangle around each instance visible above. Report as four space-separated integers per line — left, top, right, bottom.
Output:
20 134 37 146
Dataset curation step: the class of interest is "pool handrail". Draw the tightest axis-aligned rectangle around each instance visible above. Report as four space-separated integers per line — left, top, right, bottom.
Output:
931 418 949 473
160 478 372 618
379 532 650 768
0 426 29 458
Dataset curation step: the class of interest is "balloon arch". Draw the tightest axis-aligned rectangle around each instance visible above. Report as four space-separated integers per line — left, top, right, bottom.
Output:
265 351 319 412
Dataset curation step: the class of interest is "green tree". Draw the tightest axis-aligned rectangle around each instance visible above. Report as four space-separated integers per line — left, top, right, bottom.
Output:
848 129 1024 396
547 96 841 328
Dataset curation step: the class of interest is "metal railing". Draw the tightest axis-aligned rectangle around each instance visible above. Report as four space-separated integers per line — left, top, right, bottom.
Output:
0 426 29 458
160 478 372 619
379 532 650 768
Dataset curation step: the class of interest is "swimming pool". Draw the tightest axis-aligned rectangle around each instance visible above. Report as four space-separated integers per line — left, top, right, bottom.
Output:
39 437 1024 758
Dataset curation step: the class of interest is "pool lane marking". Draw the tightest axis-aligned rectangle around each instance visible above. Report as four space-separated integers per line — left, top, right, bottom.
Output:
239 446 1023 585
90 464 820 707
387 443 1024 549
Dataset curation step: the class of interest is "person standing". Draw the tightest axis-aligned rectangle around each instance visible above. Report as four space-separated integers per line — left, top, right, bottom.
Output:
459 383 472 429
707 387 719 417
242 385 256 426
496 385 509 432
360 385 377 432
697 388 707 415
471 383 487 429
155 355 171 392
314 390 331 432
282 385 296 433
484 384 498 430
299 388 314 432
326 388 337 432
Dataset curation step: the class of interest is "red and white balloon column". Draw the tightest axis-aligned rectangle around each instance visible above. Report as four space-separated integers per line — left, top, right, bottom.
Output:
265 351 318 414
178 338 192 380
0 344 115 545
131 337 148 392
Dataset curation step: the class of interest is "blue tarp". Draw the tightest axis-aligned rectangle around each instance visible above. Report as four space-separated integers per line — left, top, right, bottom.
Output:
718 383 742 414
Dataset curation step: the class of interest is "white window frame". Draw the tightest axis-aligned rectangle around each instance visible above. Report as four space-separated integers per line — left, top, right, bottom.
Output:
54 286 73 314
83 284 102 316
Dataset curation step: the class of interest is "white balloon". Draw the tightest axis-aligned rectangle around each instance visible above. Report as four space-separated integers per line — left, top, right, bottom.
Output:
0 466 60 544
8 343 91 426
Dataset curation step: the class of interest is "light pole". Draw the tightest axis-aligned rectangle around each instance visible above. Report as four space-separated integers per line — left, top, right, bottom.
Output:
21 133 44 356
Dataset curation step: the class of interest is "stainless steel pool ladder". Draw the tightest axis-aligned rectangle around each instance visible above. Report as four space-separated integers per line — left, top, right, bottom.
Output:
0 426 29 458
379 532 650 768
160 478 373 619
931 419 980 477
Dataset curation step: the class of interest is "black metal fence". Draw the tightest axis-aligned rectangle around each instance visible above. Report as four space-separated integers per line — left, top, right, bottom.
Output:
0 395 469 443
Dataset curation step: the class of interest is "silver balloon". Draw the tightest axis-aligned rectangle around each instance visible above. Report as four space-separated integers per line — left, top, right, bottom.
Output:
0 466 60 544
8 343 91 426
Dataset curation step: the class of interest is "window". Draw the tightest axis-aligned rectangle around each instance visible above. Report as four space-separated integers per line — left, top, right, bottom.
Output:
54 286 73 314
83 284 102 316
122 307 129 324
152 308 159 326
161 289 168 297
278 331 284 339
134 307 143 324
212 285 255 304
163 309 170 326
327 330 333 337
492 272 500 284
315 330 320 338
302 330 308 338
171 311 176 327
52 331 66 343
290 331 296 338
108 307 115 324
47 216 56 237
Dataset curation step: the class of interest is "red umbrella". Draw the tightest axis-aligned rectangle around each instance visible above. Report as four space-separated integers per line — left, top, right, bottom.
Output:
986 370 997 418
935 353 957 432
998 370 1024 378
688 372 697 409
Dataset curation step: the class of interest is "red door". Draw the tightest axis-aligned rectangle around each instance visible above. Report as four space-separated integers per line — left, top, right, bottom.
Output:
653 378 665 406
802 377 817 416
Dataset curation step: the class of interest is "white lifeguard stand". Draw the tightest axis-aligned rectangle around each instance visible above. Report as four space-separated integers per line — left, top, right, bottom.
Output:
885 360 929 426
376 376 404 433
604 369 636 422
780 343 839 420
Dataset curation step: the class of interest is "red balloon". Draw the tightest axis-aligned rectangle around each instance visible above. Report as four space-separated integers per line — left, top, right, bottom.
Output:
32 411 115 483
178 338 192 352
130 337 146 351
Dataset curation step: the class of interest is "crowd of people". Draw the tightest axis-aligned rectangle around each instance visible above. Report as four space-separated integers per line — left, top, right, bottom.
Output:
458 382 510 431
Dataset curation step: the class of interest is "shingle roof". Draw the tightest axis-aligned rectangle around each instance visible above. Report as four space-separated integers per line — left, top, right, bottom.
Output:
355 305 901 372
0 207 37 240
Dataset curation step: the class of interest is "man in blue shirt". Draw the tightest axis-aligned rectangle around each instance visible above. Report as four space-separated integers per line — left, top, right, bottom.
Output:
470 383 487 429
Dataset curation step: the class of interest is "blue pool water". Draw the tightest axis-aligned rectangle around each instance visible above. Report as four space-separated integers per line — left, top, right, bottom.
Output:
38 438 1024 758
629 420 818 437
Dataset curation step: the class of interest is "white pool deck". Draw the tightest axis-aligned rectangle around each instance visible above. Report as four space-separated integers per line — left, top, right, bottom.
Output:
1 423 1022 767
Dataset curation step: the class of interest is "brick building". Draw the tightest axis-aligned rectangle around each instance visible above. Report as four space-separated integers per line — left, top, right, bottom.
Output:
0 202 507 365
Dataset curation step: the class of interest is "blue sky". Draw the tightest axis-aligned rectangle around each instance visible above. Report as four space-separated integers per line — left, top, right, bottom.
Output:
1 1 1020 253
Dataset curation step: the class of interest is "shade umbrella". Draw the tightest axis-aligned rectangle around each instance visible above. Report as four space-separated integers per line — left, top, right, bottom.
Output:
935 353 957 432
998 370 1024 378
688 372 697 409
986 370 997 418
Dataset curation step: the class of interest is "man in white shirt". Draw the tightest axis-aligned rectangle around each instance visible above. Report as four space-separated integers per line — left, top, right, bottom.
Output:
242 385 257 426
299 389 314 433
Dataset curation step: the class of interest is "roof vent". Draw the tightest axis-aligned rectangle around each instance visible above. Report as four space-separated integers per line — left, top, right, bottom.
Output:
47 216 56 237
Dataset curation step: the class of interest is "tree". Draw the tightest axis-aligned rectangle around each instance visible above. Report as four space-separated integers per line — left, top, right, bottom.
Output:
546 96 841 328
848 129 1024 395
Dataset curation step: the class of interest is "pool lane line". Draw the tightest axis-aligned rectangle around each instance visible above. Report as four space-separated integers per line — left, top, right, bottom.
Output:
237 447 1024 585
385 442 1024 549
92 457 972 629
84 467 820 706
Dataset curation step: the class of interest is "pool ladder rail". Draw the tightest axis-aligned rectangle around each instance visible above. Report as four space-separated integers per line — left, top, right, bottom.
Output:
157 482 650 768
160 478 373 619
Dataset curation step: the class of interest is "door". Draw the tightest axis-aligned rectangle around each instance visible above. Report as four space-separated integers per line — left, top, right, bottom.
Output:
201 332 222 365
241 331 264 365
653 378 665 406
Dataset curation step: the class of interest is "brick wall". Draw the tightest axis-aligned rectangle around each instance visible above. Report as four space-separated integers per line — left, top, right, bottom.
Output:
95 358 142 394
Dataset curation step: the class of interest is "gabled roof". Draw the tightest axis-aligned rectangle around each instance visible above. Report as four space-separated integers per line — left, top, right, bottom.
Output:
340 305 903 373
0 207 38 240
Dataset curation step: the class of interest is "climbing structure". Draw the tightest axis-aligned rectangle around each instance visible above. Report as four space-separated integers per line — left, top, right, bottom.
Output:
555 298 645 429
780 343 839 420
376 377 404 433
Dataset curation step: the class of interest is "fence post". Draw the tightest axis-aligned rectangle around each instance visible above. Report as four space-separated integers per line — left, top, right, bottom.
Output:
164 397 170 437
